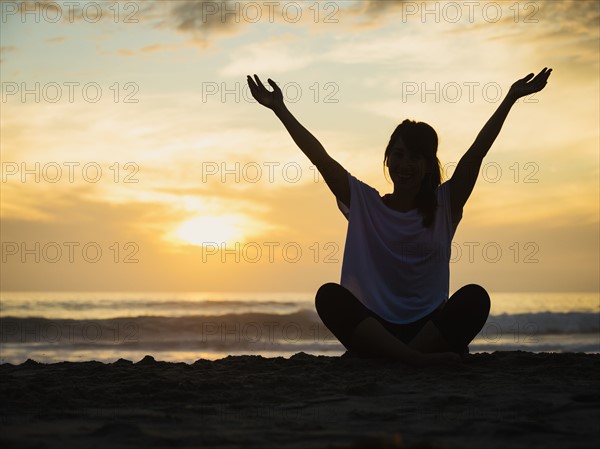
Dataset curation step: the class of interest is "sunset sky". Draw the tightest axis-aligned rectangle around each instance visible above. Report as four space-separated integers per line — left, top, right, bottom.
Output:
1 0 598 293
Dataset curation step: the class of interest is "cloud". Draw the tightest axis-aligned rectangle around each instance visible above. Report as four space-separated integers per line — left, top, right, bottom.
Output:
3 1 154 23
116 42 189 57
150 1 405 48
341 0 413 30
0 45 18 63
45 36 65 44
0 173 346 291
0 193 180 291
116 48 136 57
152 0 256 48
323 32 421 65
219 33 317 76
446 0 599 68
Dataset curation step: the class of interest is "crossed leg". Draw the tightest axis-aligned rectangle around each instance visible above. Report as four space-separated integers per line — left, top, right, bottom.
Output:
315 283 490 358
408 284 491 353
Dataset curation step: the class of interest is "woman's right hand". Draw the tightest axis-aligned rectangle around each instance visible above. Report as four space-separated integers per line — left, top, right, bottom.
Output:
246 74 284 111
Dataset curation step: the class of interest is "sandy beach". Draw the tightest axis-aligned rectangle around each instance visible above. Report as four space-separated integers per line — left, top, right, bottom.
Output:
2 351 599 449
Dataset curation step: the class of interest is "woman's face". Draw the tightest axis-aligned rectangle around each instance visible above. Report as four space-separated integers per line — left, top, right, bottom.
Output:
386 137 427 189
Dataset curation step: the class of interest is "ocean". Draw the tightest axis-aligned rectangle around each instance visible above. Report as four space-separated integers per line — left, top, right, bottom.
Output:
1 291 598 364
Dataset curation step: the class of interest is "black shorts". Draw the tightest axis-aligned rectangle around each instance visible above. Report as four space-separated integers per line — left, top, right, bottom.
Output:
315 283 490 353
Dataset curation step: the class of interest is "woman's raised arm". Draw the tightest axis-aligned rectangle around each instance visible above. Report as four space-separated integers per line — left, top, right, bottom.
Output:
449 68 552 220
247 74 350 207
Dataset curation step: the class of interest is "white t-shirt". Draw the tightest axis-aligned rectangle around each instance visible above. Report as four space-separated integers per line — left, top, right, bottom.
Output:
337 171 462 324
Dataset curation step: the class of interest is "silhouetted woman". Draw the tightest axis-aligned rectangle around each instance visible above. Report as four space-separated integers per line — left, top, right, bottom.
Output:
247 68 551 366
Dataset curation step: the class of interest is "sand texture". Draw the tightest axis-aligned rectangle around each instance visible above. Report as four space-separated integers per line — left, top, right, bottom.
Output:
2 351 600 448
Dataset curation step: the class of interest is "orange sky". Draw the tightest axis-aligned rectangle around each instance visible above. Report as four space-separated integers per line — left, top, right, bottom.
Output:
1 0 598 293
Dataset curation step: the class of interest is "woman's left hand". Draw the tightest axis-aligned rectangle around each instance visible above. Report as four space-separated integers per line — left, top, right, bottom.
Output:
508 67 552 100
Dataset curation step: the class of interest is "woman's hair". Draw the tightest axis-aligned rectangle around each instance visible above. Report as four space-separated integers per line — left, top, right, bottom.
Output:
382 119 443 228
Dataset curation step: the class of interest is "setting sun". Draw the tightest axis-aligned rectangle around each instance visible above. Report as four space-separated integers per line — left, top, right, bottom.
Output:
172 215 250 247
